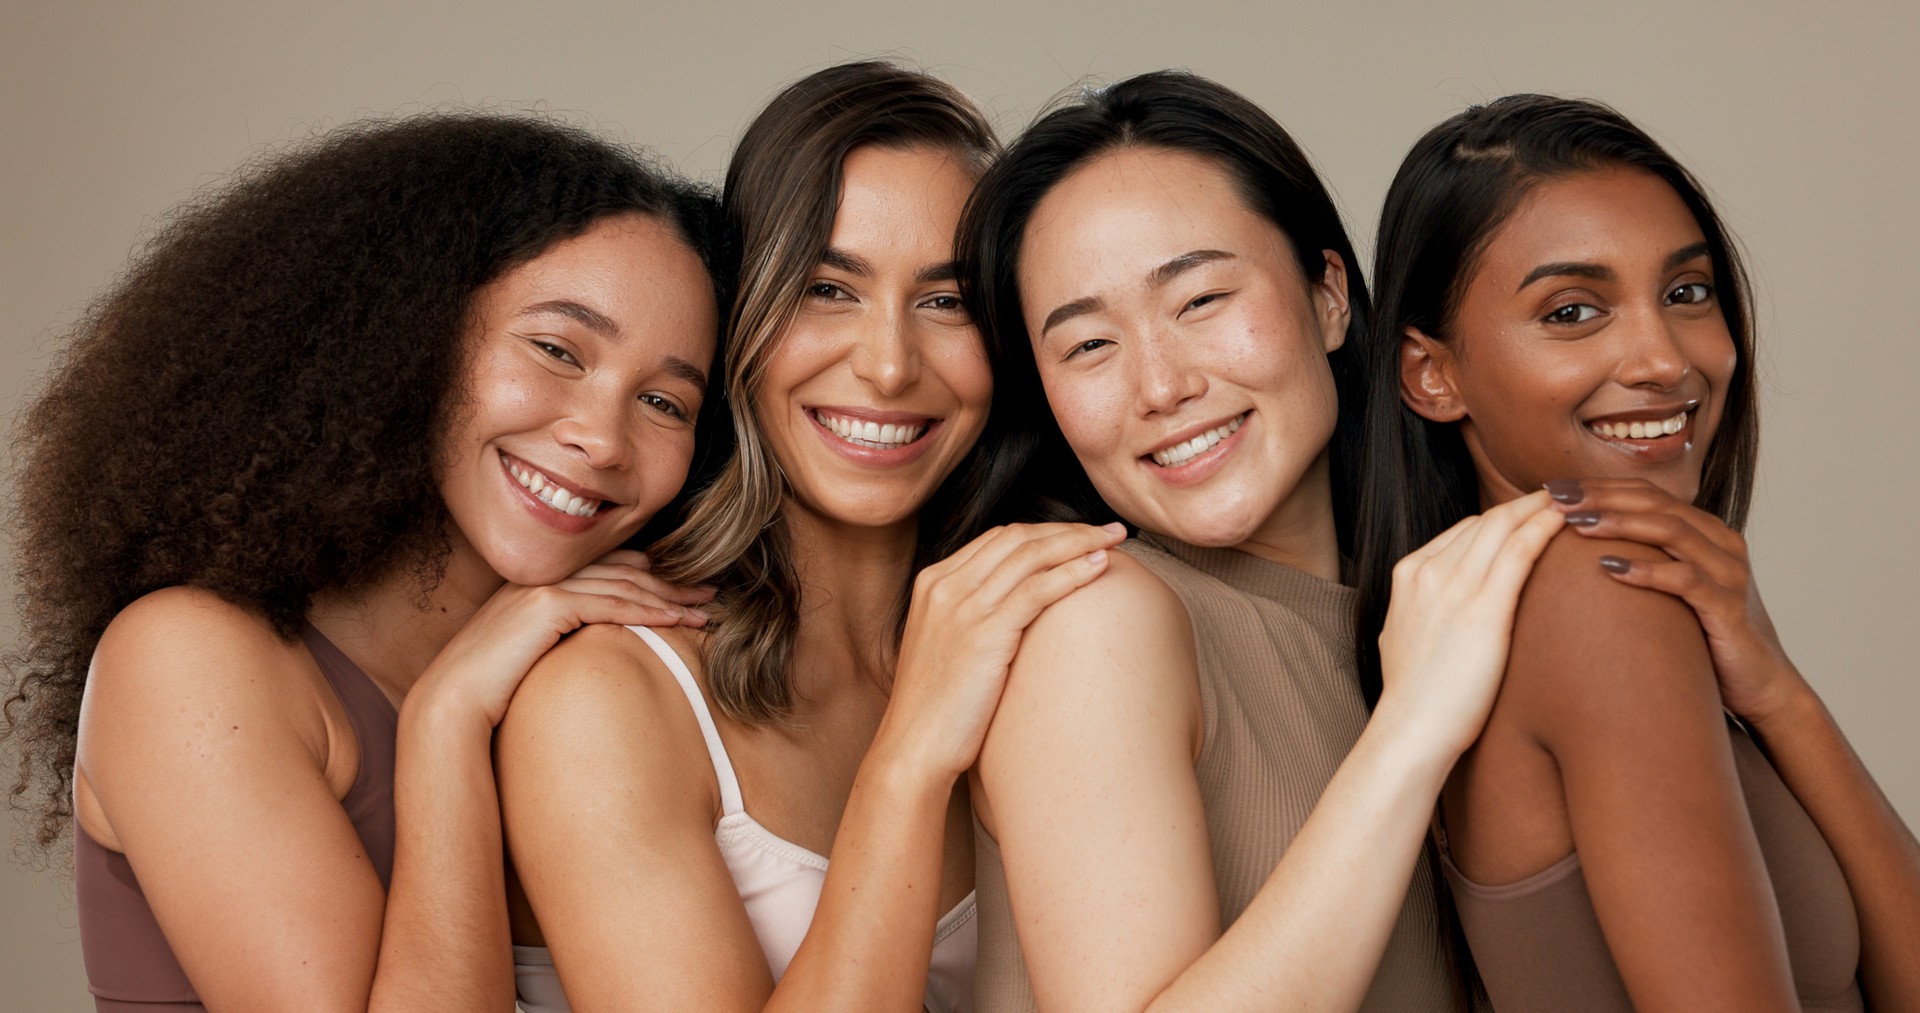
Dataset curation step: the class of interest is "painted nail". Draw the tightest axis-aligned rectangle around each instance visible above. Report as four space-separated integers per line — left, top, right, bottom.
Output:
1564 511 1601 526
1599 556 1631 574
1544 479 1584 504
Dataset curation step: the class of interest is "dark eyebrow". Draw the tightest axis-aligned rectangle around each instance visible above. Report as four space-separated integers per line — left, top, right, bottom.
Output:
1517 261 1614 292
1663 241 1713 273
916 260 959 284
1149 249 1235 288
525 299 620 338
1041 296 1105 337
820 248 873 276
662 356 708 389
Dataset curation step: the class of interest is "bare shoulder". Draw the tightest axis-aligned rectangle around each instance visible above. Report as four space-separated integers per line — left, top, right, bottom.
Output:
86 586 321 742
1504 528 1718 740
498 623 717 817
1024 544 1190 648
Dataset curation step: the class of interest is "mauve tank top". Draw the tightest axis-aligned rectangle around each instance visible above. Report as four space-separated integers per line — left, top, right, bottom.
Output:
1441 719 1862 1011
75 622 398 1012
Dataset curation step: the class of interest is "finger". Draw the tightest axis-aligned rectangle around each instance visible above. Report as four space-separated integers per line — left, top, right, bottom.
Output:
590 548 654 572
1594 555 1736 614
934 522 1122 589
563 565 717 605
548 577 709 624
572 593 706 630
1445 490 1555 573
1474 499 1571 604
1564 511 1747 587
1402 511 1480 566
997 548 1116 626
1545 479 1745 555
965 523 1128 607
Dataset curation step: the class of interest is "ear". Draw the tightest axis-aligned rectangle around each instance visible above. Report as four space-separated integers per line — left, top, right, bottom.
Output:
1311 250 1352 353
1399 327 1466 423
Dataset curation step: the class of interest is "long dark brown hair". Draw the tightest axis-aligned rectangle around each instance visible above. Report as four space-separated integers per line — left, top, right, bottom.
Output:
649 61 1019 723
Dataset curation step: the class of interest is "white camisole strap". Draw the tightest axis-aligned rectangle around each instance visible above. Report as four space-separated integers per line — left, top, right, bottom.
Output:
625 625 744 816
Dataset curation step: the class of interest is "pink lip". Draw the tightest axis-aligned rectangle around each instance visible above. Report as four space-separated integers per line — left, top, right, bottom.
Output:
805 407 943 467
497 451 613 534
1139 411 1251 490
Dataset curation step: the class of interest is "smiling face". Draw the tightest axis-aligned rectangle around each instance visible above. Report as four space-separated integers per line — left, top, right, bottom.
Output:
754 144 990 533
1017 146 1351 558
438 212 717 586
1403 167 1737 506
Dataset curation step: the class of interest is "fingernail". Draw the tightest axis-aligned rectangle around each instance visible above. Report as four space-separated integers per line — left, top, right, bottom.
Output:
1544 479 1584 504
1086 549 1108 565
695 585 719 596
686 607 711 622
1599 556 1631 574
1102 522 1127 535
1564 511 1600 526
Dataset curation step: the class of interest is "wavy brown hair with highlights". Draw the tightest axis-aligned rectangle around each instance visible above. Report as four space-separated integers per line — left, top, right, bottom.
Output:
649 61 1025 724
4 114 730 852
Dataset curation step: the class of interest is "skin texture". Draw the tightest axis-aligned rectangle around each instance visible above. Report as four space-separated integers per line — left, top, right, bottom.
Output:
496 145 1125 1012
1402 168 1869 1009
972 145 1566 1011
71 214 719 1012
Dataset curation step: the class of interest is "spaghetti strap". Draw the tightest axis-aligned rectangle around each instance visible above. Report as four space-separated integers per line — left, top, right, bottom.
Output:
624 625 744 815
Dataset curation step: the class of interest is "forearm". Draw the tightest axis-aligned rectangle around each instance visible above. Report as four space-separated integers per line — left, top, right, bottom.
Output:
769 745 952 1013
1745 679 1920 1006
369 702 515 1013
1151 710 1451 1013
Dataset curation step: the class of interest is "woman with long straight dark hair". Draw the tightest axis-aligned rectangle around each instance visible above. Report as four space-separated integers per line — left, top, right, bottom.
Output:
955 71 1565 1012
1354 94 1920 1010
495 62 1122 1012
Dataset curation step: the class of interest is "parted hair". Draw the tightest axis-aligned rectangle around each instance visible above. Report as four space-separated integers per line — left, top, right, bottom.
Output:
1351 94 1760 704
3 114 730 851
955 70 1375 544
648 61 1012 724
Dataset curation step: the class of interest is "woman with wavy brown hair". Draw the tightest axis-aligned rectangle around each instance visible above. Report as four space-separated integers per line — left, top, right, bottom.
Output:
495 62 1121 1012
5 115 730 1011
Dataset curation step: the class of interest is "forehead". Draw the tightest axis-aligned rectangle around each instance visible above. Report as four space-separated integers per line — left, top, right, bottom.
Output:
828 144 976 251
1478 168 1708 280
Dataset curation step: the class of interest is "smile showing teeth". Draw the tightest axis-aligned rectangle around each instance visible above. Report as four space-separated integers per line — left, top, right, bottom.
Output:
813 410 929 449
506 458 602 517
1151 414 1245 467
1589 409 1689 440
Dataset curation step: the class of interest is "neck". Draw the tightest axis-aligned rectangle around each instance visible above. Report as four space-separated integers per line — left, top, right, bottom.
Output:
782 503 921 697
1231 451 1343 581
306 530 504 700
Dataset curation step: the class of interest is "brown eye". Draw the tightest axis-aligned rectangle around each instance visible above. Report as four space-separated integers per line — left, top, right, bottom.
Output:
1666 282 1713 306
1544 303 1601 325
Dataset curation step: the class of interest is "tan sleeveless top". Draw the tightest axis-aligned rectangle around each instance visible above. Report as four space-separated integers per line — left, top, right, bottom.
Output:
75 622 398 1012
1441 719 1862 1011
974 534 1476 1012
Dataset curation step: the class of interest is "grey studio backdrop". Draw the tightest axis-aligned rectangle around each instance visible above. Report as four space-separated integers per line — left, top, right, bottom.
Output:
4 0 1915 1005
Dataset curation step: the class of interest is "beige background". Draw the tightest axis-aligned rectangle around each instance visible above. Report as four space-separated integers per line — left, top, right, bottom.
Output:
5 0 1915 1005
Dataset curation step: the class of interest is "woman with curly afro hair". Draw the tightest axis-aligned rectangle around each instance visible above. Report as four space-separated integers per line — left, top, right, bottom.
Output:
4 113 731 1010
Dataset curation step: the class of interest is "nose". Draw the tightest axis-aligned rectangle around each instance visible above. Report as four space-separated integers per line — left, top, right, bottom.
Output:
550 386 631 471
1134 329 1208 416
849 308 921 398
1615 311 1692 391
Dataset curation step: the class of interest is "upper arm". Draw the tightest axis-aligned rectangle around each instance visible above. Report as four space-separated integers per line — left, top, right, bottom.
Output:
973 554 1215 1013
495 624 774 1011
77 588 387 1012
1506 534 1798 1010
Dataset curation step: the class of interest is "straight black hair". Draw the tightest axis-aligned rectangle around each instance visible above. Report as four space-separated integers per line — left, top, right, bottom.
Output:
1352 94 1760 704
957 70 1372 542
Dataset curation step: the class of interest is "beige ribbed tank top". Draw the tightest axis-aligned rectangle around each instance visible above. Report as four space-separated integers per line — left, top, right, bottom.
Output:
973 534 1476 1012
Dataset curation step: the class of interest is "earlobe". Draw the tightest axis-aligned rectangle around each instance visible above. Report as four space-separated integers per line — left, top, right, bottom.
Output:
1400 328 1466 423
1313 250 1352 353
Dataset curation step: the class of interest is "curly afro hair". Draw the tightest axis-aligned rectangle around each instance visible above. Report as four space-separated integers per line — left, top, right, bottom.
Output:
4 113 731 852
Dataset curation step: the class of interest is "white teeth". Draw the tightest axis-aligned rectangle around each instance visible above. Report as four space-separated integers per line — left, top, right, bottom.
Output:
1590 410 1689 440
1150 414 1245 467
813 410 927 449
506 457 602 517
